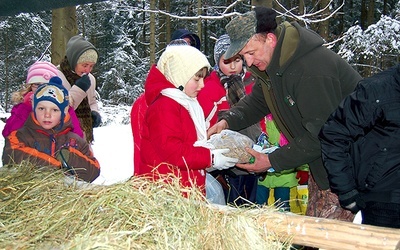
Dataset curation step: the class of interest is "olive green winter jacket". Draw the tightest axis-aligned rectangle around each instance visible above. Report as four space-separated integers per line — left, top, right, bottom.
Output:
221 21 362 189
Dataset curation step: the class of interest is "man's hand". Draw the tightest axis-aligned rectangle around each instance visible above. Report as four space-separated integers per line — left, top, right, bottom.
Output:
236 147 272 173
207 119 228 139
338 190 366 214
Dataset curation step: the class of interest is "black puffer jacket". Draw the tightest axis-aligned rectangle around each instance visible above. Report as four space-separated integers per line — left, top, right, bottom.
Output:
221 21 362 189
319 64 400 203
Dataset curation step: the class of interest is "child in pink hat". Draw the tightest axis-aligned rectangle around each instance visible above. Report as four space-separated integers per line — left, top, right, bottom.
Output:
2 61 84 138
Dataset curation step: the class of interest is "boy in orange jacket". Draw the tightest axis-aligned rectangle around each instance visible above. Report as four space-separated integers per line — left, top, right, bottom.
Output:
2 76 100 183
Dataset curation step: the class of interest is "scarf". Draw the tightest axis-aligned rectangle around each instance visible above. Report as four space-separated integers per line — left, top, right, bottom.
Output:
60 57 94 143
219 68 262 142
218 69 246 106
161 88 207 143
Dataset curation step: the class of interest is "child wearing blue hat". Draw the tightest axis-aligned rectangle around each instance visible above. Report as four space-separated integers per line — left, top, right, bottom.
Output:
2 76 100 183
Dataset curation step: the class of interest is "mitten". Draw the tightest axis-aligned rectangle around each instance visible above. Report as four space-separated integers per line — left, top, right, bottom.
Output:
296 170 309 185
338 189 366 214
222 74 246 106
211 148 238 170
56 148 75 176
91 111 102 128
75 74 91 92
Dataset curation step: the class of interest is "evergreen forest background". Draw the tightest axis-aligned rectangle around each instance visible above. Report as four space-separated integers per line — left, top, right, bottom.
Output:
0 0 399 112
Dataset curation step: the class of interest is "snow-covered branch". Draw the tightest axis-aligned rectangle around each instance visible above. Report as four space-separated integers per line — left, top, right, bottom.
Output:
275 0 344 26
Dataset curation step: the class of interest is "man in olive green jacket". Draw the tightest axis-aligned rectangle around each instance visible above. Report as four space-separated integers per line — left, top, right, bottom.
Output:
208 7 362 221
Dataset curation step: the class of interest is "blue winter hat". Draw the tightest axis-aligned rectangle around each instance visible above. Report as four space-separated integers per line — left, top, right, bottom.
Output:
33 76 69 129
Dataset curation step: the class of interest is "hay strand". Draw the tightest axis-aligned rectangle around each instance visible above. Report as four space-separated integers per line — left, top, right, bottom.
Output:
0 163 289 249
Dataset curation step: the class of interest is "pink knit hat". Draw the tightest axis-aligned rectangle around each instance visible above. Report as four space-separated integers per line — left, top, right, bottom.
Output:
26 61 59 84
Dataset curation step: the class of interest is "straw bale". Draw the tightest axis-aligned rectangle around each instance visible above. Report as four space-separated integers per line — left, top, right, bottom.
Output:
0 162 290 250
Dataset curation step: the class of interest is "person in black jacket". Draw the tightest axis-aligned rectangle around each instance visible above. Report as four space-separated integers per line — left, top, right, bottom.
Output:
319 64 400 228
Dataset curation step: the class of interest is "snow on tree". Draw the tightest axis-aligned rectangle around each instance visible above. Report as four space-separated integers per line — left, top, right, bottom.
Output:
338 15 400 75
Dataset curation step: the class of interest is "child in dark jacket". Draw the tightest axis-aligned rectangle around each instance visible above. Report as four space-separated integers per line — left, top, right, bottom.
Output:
2 76 100 183
2 61 83 138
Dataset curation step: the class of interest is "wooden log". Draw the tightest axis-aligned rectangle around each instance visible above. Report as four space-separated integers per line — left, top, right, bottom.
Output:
257 212 400 250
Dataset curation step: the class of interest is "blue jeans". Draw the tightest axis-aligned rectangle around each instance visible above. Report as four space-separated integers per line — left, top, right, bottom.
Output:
256 186 291 211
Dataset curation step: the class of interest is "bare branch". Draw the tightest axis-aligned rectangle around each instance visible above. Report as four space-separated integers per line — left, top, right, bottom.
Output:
115 0 344 25
274 0 344 26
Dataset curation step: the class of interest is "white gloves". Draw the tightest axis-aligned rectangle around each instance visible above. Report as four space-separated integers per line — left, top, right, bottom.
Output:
211 148 238 170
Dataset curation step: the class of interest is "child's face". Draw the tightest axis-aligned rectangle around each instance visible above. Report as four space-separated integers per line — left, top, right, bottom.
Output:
219 55 243 76
30 83 41 93
35 100 62 130
75 62 96 76
184 74 205 98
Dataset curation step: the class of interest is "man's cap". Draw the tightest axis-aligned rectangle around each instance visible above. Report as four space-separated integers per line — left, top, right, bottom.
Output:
225 11 257 60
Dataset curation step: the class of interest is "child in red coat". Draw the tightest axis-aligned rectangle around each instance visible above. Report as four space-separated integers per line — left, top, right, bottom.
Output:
136 44 238 196
198 34 262 206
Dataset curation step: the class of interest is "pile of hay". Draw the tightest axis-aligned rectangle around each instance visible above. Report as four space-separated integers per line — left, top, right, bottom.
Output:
0 163 291 249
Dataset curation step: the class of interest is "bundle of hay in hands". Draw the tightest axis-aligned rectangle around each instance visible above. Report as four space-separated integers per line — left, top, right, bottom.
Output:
0 162 292 249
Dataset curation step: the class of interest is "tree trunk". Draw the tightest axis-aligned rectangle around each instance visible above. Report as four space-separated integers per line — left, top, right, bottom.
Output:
382 0 389 15
197 0 202 51
360 0 367 30
141 0 146 58
51 6 77 66
367 0 375 26
216 206 400 249
298 0 305 15
260 212 400 249
165 0 171 45
149 0 156 65
251 0 273 8
319 0 330 41
158 0 166 50
4 31 9 111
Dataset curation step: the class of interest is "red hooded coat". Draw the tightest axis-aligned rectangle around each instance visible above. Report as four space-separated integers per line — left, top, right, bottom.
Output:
137 65 212 191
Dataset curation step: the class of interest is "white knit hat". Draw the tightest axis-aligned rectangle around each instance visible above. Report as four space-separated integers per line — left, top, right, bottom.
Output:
77 49 98 64
157 45 211 89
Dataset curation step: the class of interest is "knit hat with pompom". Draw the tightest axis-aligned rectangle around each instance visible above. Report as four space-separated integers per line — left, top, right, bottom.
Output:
33 76 69 130
26 61 59 84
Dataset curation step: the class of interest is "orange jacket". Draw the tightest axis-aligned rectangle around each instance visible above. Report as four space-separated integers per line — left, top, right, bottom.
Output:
2 112 100 182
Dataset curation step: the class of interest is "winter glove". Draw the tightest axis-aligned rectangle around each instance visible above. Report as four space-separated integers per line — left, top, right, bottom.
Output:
75 74 91 92
56 148 76 176
338 189 366 214
211 148 238 170
91 111 102 128
222 74 246 106
296 170 309 185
